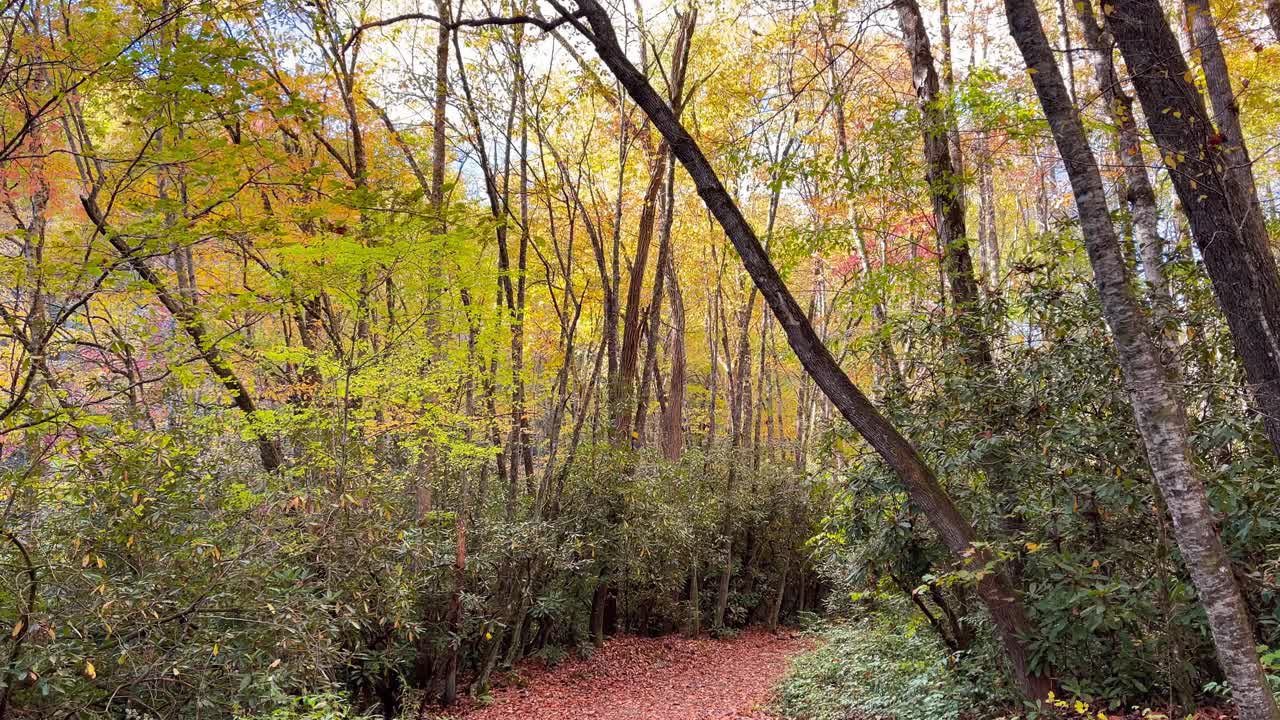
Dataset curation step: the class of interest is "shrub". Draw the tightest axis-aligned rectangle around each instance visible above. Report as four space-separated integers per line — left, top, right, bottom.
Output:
773 612 993 720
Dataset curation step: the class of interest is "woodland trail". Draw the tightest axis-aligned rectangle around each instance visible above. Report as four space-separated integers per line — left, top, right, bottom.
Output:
445 629 810 720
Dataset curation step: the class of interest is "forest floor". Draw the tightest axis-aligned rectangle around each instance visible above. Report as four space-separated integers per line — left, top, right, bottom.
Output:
439 629 811 720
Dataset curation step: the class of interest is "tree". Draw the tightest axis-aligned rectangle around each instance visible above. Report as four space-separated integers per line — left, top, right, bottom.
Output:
1108 0 1280 463
1002 0 1280 715
564 0 1053 699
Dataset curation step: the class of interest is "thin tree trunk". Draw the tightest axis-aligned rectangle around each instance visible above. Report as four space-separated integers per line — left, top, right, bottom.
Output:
616 160 666 441
1184 0 1263 222
893 0 989 366
432 3 465 704
1073 0 1169 304
977 134 999 289
660 205 687 461
80 197 282 472
768 556 789 632
1002 2 1280 717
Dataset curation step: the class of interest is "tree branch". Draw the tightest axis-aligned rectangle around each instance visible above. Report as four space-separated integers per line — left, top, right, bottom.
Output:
344 10 586 52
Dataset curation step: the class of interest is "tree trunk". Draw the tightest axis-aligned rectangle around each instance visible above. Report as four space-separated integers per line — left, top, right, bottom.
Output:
1184 0 1263 221
893 0 989 366
660 217 687 461
768 558 789 632
81 197 282 472
1002 1 1280 716
1073 0 1170 304
687 560 701 637
616 161 667 441
1108 0 1280 464
571 0 1052 700
976 134 1000 289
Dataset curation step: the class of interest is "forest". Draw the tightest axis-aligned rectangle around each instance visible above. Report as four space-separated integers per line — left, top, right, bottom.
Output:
2 0 1280 715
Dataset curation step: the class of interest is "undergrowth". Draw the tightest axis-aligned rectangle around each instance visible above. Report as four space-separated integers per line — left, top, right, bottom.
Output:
773 611 999 720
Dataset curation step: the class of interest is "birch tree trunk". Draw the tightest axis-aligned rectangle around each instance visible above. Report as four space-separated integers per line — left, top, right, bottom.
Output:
1108 0 1280 463
1073 0 1170 303
1002 1 1279 716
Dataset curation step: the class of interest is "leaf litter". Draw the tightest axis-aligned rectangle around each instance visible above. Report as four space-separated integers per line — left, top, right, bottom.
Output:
444 629 810 720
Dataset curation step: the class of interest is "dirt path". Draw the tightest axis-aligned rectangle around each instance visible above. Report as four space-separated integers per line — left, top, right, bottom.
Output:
445 630 809 720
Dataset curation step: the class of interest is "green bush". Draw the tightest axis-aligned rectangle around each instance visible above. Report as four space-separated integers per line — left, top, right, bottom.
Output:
774 612 993 720
239 692 372 720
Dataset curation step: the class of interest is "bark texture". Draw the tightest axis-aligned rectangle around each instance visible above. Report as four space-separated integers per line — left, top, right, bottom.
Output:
1073 0 1169 302
1003 1 1280 716
1109 0 1280 463
893 0 990 366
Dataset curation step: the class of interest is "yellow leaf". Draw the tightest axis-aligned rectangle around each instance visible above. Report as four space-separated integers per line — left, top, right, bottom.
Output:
84 660 96 679
1027 67 1038 75
81 553 91 568
212 643 219 657
1182 70 1194 83
1091 559 1101 569
1025 542 1043 553
10 620 23 638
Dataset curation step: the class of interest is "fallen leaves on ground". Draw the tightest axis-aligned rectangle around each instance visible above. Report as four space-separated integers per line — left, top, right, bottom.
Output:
444 629 810 720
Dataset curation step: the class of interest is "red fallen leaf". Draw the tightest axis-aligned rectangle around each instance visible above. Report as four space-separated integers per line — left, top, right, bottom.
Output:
450 629 810 720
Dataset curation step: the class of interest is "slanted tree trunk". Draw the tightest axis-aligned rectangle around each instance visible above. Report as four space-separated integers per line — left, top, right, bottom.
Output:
1108 0 1280 463
81 197 283 472
1002 1 1280 717
570 0 1052 700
